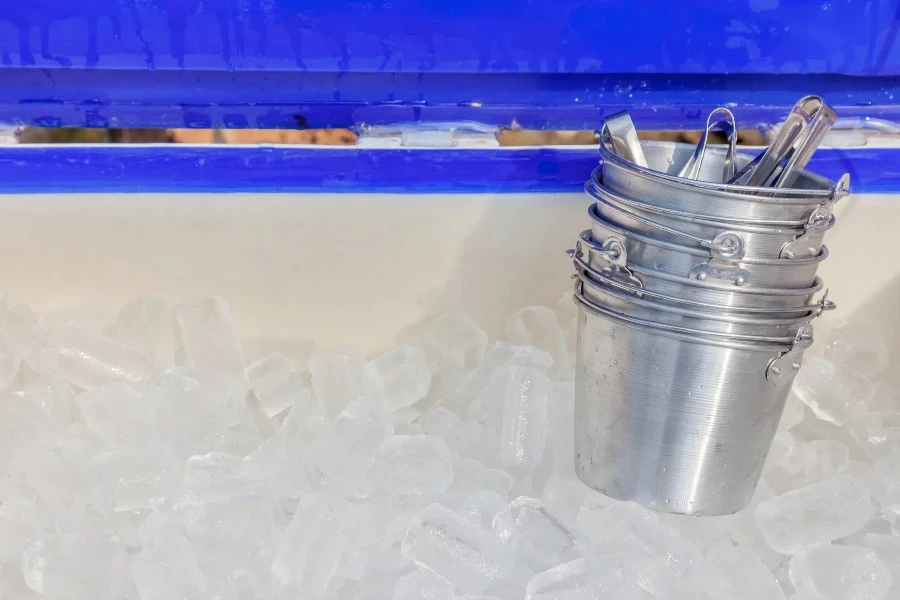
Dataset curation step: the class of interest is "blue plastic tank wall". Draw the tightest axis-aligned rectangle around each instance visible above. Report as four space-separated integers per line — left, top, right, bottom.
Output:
0 1 899 129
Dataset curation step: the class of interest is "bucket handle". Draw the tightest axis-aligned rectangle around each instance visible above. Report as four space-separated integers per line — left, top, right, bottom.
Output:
572 280 800 345
585 181 746 259
766 324 814 387
572 234 836 316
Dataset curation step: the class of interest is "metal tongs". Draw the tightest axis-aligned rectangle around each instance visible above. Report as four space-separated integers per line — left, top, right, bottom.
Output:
728 95 837 188
677 107 738 182
599 111 649 168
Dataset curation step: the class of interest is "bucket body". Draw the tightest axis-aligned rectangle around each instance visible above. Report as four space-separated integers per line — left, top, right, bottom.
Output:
574 296 807 516
599 141 842 222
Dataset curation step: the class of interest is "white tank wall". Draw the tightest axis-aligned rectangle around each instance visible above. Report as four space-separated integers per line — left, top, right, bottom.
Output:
0 191 894 364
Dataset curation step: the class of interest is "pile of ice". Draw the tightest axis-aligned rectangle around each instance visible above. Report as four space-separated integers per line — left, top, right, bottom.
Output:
0 293 897 600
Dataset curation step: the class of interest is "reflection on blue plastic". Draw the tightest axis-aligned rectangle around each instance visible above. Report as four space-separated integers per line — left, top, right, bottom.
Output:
0 1 899 129
0 145 894 194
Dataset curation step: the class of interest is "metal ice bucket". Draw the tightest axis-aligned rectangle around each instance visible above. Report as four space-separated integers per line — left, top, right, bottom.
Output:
573 229 829 310
599 140 848 222
589 206 828 289
587 174 835 260
573 287 813 516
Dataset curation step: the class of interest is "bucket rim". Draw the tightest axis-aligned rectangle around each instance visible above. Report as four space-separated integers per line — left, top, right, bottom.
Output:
589 173 836 233
598 138 840 201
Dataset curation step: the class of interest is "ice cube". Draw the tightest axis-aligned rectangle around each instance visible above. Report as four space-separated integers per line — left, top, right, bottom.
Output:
863 533 900 600
754 474 874 554
506 306 571 379
792 357 874 426
701 546 786 600
789 591 832 600
447 342 552 415
309 347 369 418
824 321 889 380
451 455 514 499
22 534 128 599
863 450 900 528
439 490 507 529
869 381 900 412
402 503 514 595
246 352 320 419
421 407 482 457
392 571 456 600
540 476 591 524
575 499 701 577
478 366 550 470
535 382 576 482
416 313 488 372
492 496 586 573
778 439 850 489
75 382 159 448
272 494 365 595
117 296 175 369
92 447 181 512
779 391 808 431
849 412 900 462
302 402 393 495
57 326 150 389
16 374 75 428
131 531 207 600
373 435 454 495
524 555 645 600
368 345 432 411
789 545 892 600
0 298 31 392
175 296 245 372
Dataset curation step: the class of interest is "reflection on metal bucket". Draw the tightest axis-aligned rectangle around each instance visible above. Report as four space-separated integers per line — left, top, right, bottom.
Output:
573 290 812 516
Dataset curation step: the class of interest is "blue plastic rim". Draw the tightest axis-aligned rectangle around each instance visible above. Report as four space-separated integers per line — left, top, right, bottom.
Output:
0 145 894 194
1 1 900 129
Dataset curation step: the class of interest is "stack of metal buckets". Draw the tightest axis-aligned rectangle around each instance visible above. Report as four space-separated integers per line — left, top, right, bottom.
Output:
571 97 850 516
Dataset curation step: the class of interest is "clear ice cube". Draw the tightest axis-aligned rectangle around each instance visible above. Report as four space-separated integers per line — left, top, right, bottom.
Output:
401 503 514 595
524 555 645 600
478 365 550 470
505 306 572 379
271 494 364 596
391 571 456 600
75 382 159 448
368 344 432 411
57 326 150 389
309 347 369 418
792 357 874 426
175 296 245 372
246 352 319 419
117 296 175 369
789 545 892 600
755 475 874 554
492 496 586 573
372 435 454 495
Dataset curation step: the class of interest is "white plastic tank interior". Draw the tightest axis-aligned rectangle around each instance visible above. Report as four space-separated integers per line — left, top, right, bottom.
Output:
0 185 895 382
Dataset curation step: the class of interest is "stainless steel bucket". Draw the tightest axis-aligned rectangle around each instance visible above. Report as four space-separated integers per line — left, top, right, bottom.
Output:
599 139 849 223
589 205 827 289
573 287 813 515
574 270 817 337
573 229 830 310
587 175 835 260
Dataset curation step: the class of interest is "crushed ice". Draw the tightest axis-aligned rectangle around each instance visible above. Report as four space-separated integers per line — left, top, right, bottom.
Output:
0 295 897 599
